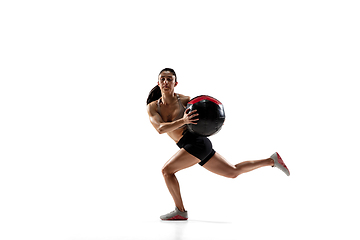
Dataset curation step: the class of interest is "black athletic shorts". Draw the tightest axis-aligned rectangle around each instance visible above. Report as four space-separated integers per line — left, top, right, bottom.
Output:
176 130 216 166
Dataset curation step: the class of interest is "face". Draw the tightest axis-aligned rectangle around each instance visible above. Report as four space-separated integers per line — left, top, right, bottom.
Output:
158 71 177 92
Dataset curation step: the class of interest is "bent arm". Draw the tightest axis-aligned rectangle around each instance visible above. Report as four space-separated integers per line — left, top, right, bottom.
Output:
157 118 186 134
147 104 186 134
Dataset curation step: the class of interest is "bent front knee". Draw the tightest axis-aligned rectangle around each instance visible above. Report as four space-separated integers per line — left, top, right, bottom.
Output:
161 167 175 177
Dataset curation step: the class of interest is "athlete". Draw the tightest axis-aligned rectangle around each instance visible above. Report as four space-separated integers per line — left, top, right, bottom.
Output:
146 68 290 220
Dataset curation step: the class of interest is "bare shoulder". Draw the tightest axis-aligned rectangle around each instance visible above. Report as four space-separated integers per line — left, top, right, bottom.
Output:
177 93 191 107
146 100 158 115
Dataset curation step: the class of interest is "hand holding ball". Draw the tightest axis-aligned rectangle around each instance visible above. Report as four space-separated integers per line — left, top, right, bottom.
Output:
186 95 225 137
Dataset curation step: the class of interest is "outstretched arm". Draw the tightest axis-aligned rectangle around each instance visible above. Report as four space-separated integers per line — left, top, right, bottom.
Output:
147 103 198 134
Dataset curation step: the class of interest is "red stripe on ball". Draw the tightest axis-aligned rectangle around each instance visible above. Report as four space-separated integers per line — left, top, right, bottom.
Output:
188 95 222 105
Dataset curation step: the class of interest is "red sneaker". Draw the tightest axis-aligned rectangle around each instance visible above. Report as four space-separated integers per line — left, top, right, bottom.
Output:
271 152 290 176
160 207 188 220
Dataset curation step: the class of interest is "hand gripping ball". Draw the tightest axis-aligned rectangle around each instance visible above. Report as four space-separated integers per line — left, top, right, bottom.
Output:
186 95 225 137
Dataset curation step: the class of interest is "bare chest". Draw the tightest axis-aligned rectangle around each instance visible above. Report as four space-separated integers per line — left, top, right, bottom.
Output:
159 104 183 122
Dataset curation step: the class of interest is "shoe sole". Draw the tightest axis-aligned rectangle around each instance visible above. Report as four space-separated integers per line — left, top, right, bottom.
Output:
272 152 290 176
162 215 188 220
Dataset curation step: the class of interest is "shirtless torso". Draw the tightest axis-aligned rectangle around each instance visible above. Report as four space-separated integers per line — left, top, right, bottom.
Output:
147 93 191 142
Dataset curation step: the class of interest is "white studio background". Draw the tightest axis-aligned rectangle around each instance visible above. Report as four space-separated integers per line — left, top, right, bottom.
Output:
0 1 359 240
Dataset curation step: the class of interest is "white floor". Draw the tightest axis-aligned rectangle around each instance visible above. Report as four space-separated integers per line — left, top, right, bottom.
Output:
1 149 360 240
47 212 359 240
3 192 357 240
116 219 238 240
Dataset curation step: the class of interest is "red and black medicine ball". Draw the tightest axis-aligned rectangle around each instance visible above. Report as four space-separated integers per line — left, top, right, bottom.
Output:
186 95 225 137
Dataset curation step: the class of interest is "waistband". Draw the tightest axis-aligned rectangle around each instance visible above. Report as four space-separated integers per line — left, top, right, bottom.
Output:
176 130 196 148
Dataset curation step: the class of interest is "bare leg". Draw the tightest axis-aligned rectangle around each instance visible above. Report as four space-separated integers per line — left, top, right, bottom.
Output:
162 149 200 211
203 152 274 178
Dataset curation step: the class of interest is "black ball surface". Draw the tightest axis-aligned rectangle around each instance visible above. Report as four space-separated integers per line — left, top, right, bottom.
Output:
186 95 225 137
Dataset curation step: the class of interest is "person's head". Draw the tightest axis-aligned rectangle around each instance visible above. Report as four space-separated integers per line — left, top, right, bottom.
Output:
146 68 177 105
